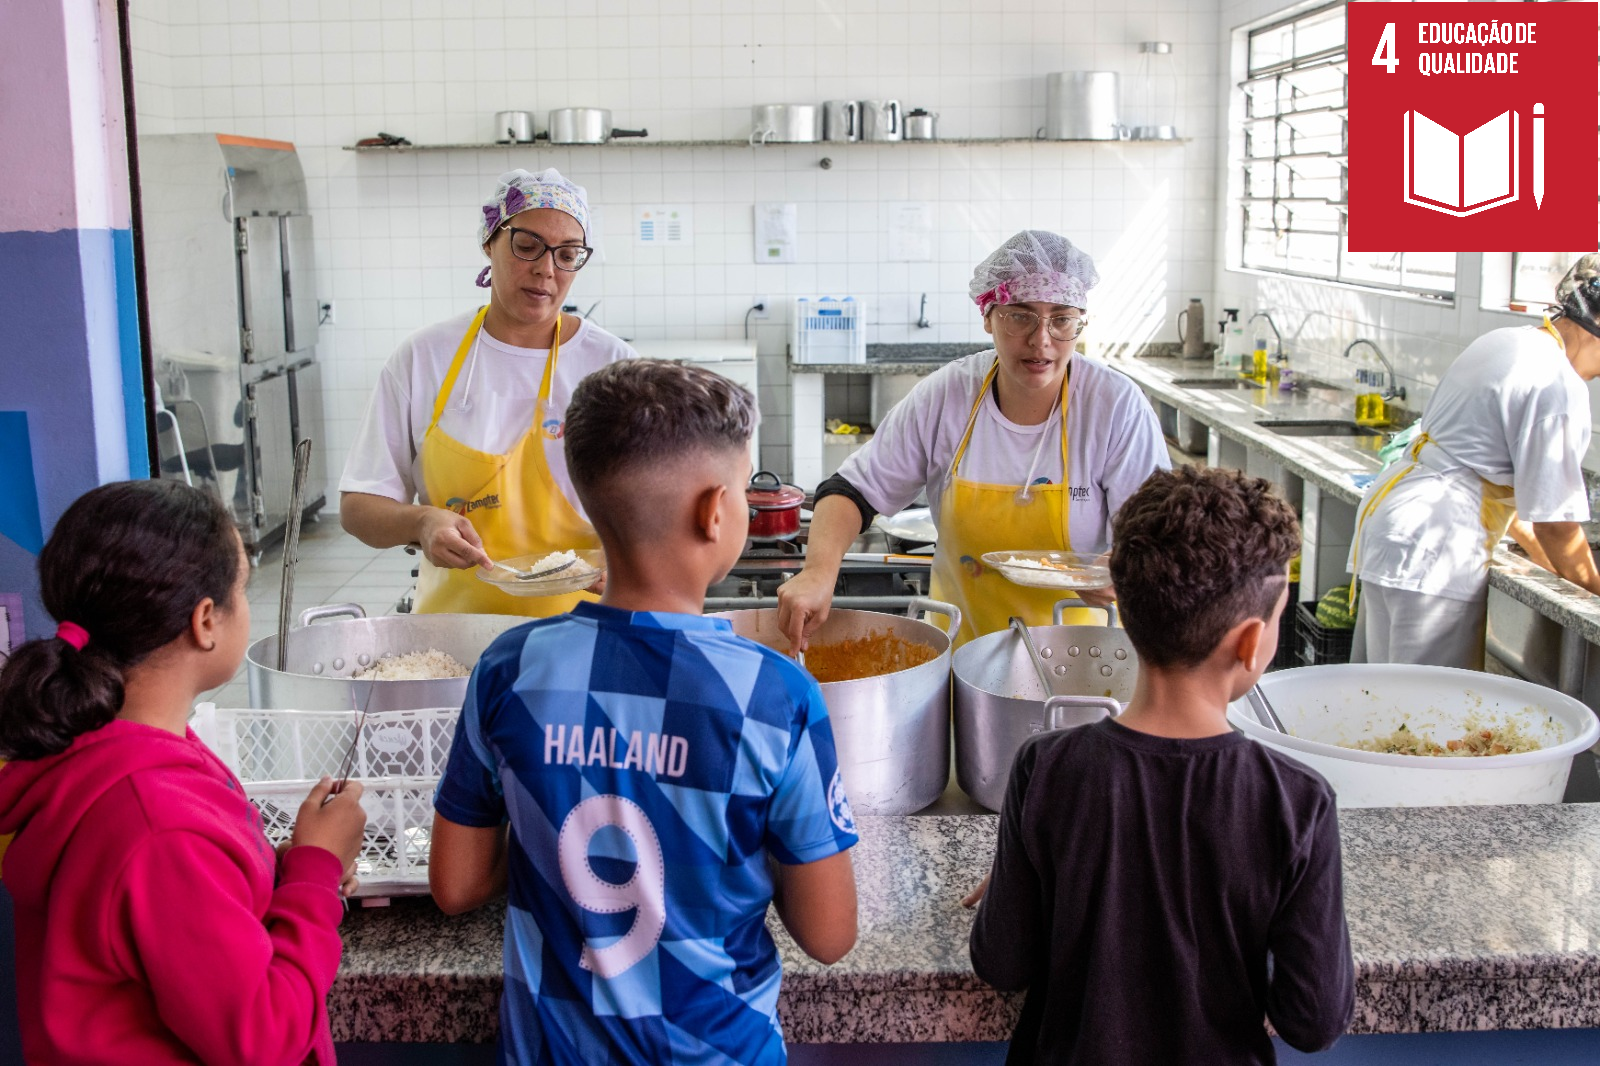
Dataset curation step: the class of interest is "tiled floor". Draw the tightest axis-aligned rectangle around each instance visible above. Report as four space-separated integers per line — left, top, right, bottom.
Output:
204 515 417 708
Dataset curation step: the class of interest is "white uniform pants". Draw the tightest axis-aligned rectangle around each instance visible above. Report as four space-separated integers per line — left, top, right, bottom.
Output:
1350 582 1487 670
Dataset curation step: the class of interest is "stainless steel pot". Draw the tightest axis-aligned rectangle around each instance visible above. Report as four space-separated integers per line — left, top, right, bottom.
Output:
495 110 534 143
904 109 937 140
822 100 859 142
714 598 961 815
749 104 822 144
247 603 522 711
546 108 648 144
1041 72 1124 141
952 599 1137 811
859 100 903 142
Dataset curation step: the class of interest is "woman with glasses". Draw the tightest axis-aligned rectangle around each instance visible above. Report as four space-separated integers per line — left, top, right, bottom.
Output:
339 168 631 615
777 230 1168 649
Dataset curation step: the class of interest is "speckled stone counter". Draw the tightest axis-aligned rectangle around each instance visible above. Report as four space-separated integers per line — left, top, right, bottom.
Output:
1114 355 1600 651
329 806 1600 1044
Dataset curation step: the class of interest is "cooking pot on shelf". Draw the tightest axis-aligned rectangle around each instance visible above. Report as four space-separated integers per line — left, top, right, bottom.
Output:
749 103 823 144
747 470 805 541
546 108 648 144
952 598 1137 811
247 603 522 712
714 598 961 814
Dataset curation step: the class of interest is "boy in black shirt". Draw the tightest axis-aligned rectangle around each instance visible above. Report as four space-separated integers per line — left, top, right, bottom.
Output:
968 466 1354 1065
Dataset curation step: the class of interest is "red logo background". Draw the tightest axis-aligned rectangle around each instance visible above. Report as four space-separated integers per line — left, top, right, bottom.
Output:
1346 2 1597 252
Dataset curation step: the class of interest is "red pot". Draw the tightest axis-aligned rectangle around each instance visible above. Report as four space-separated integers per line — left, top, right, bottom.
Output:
747 471 805 540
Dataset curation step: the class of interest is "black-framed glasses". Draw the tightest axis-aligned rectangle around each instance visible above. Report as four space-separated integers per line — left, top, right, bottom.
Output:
992 307 1087 342
502 226 593 271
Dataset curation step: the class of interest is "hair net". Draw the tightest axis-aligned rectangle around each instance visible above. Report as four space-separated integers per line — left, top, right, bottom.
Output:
1553 253 1600 340
478 168 590 249
969 230 1099 313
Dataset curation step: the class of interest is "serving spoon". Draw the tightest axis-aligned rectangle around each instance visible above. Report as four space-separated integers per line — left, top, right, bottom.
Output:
490 557 576 581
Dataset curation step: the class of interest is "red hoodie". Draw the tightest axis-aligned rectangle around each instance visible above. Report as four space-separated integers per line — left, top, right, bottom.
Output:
0 719 346 1065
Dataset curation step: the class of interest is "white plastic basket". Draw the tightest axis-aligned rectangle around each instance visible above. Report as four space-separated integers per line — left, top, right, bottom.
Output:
192 704 461 896
791 296 866 364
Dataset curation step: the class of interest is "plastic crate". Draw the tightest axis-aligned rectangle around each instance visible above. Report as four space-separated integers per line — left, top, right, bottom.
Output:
791 296 866 364
192 704 460 896
1267 582 1300 672
1295 602 1354 666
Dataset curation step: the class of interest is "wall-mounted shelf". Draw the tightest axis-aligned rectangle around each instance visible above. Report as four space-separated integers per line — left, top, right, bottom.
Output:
344 137 1191 152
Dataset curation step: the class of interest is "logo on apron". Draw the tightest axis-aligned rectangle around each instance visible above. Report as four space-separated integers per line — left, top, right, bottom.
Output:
444 493 503 515
542 418 564 440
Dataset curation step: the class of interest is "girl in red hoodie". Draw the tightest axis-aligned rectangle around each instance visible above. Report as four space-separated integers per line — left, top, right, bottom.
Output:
0 480 367 1065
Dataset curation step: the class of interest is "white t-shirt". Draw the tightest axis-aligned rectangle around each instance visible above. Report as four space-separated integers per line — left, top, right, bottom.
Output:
338 309 635 516
836 351 1171 555
1352 324 1591 600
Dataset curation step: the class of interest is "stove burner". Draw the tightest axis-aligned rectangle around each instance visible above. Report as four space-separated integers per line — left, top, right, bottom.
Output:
740 538 804 560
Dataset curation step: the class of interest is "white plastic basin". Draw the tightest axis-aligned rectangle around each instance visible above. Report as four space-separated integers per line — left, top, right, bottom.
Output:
1226 664 1600 807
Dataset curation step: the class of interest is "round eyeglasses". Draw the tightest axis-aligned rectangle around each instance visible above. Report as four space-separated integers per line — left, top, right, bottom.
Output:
502 226 593 271
991 307 1087 342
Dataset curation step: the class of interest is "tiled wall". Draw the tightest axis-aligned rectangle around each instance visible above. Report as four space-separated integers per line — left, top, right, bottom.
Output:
127 0 1223 487
1210 0 1600 469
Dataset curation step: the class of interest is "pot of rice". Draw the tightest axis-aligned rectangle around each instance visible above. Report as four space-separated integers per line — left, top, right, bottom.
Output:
712 598 960 815
247 602 523 712
1225 664 1600 807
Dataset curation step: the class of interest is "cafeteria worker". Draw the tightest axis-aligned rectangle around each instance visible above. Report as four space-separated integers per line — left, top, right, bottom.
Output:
1348 253 1600 668
777 230 1170 649
339 168 632 614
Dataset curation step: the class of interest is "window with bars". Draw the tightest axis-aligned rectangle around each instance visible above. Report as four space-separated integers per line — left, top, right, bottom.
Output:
1237 3 1456 298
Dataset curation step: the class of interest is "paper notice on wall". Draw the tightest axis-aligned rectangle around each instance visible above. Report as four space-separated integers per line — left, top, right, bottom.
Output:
636 205 692 246
755 202 798 263
888 202 933 261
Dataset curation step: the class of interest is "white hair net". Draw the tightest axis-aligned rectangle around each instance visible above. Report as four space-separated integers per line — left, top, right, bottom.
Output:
969 230 1099 313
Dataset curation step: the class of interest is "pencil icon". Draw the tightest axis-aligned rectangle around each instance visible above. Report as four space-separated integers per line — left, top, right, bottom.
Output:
1533 103 1545 210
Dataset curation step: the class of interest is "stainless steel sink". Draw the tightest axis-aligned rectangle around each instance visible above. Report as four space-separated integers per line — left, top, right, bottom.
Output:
1256 419 1385 438
1169 377 1265 390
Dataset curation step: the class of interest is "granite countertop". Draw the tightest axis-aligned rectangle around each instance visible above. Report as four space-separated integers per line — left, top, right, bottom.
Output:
330 806 1600 1044
1115 355 1600 647
791 342 994 375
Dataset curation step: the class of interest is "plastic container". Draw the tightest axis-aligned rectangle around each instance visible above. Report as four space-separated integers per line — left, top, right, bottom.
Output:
1226 664 1600 807
791 296 866 364
1296 602 1353 665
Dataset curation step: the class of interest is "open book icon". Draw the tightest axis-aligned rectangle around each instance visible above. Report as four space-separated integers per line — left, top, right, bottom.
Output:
1403 110 1520 217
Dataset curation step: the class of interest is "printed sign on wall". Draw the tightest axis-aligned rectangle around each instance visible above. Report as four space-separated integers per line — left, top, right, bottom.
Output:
1346 4 1597 252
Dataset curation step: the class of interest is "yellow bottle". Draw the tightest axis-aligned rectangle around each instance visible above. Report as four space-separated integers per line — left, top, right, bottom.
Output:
1251 340 1269 383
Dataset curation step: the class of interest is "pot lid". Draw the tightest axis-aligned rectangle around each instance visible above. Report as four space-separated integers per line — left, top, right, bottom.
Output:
747 470 805 508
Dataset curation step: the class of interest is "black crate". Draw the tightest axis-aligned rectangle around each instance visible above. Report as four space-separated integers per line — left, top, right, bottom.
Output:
1296 602 1354 666
1267 582 1300 672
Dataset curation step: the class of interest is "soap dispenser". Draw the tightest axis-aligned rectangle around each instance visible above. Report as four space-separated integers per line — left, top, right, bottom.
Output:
1215 309 1242 371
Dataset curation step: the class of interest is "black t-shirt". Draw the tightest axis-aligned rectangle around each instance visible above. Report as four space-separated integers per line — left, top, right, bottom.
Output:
969 718 1354 1065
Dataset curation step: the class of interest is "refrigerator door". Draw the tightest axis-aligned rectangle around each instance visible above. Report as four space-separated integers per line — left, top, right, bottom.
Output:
287 359 329 511
281 214 320 354
238 216 287 365
245 370 295 550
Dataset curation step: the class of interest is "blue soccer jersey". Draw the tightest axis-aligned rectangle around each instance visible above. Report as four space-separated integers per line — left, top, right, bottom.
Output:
435 601 859 1066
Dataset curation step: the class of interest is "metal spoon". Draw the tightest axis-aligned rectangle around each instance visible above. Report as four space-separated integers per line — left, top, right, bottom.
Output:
1010 616 1055 699
1245 683 1287 733
491 557 576 581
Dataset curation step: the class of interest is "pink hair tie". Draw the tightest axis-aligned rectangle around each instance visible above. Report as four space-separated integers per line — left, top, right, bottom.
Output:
56 621 90 651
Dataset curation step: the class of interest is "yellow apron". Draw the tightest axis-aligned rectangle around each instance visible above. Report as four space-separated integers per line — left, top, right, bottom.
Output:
414 306 600 616
930 360 1098 647
1348 317 1560 610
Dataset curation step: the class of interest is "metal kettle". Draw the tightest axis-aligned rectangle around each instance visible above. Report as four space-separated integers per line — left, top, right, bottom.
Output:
904 109 938 141
859 100 903 142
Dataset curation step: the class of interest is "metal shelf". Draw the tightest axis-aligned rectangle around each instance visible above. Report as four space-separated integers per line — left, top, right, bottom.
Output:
344 137 1192 152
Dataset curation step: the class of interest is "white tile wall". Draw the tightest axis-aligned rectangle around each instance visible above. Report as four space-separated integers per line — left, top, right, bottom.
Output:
127 0 1223 488
1211 0 1600 469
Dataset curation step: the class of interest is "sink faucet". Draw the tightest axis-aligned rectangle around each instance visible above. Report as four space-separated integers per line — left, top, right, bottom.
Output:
1247 312 1283 361
916 293 931 330
1342 338 1406 402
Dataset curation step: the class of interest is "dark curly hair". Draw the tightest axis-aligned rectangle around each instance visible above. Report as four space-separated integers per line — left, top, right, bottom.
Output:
1110 466 1301 669
0 480 241 760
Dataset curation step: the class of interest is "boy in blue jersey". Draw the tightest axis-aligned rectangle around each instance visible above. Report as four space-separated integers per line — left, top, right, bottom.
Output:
429 358 859 1066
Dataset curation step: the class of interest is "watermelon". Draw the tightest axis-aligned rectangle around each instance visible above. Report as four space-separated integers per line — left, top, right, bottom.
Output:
1315 584 1356 630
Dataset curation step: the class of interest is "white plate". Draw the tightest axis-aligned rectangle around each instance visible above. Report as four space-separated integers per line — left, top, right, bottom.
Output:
476 549 605 598
981 551 1111 589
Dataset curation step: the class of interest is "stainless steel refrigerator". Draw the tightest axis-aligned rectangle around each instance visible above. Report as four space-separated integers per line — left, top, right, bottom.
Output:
139 133 327 561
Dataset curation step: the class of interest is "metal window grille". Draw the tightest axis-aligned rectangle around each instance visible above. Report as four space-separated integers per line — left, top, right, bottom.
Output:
1237 3 1455 299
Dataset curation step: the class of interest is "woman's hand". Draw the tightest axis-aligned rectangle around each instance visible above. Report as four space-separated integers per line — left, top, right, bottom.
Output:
776 568 838 653
961 872 991 909
1076 583 1116 609
291 776 368 870
416 507 493 570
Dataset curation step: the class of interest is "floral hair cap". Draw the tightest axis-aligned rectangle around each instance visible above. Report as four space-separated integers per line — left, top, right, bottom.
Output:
477 168 590 250
970 230 1099 314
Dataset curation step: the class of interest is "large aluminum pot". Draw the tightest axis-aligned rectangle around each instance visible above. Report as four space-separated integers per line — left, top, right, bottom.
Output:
749 103 822 144
714 598 960 815
546 108 648 144
953 599 1137 811
1041 72 1123 141
247 603 523 712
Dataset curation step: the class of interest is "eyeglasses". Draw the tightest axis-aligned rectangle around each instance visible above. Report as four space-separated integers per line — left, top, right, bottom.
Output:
502 226 593 271
992 308 1087 342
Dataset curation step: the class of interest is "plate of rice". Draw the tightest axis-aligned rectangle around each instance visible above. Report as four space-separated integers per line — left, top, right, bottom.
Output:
981 551 1111 590
476 548 606 597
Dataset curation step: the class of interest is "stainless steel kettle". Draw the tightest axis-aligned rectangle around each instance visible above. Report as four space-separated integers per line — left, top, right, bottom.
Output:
859 100 903 142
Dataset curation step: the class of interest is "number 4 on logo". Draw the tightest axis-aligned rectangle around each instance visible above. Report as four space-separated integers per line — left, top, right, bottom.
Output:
1372 22 1398 74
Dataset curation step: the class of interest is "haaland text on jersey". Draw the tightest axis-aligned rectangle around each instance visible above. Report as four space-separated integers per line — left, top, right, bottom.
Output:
543 723 690 778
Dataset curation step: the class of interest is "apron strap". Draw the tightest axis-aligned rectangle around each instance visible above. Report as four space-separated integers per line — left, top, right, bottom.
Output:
430 305 490 431
534 312 564 422
949 359 999 478
1541 314 1565 350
